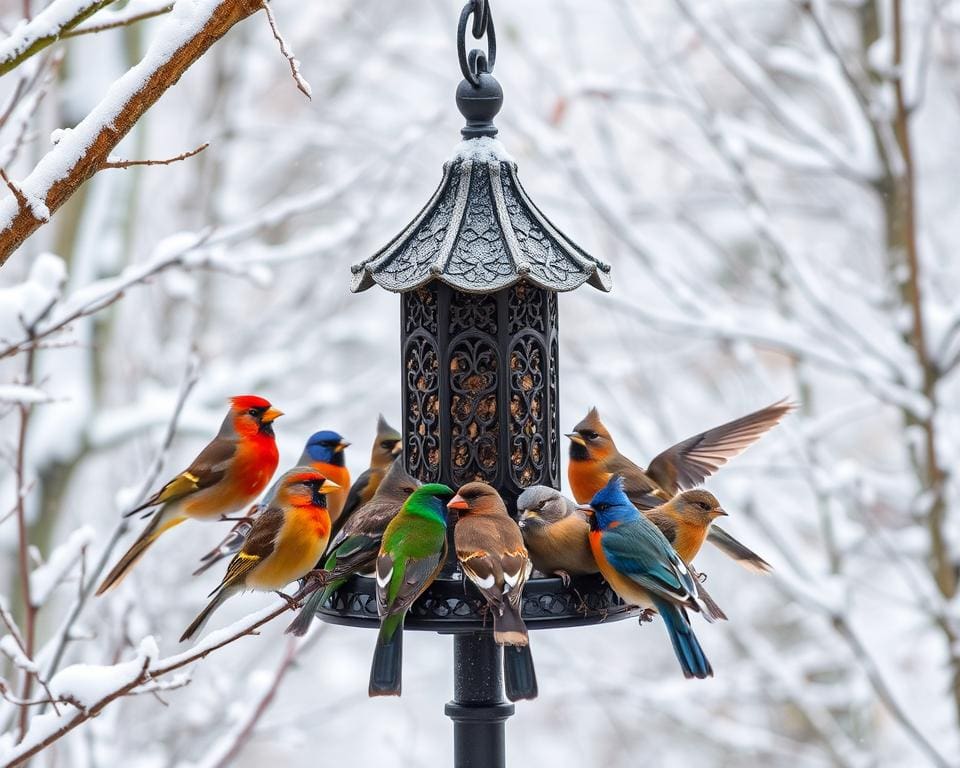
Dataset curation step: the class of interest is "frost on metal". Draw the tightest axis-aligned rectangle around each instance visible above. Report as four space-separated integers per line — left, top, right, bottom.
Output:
351 138 611 295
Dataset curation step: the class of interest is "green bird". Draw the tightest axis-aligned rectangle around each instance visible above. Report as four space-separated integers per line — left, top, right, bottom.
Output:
369 482 454 697
285 459 420 637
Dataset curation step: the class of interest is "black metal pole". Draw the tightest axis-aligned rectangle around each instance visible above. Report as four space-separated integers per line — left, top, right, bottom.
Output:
445 633 515 768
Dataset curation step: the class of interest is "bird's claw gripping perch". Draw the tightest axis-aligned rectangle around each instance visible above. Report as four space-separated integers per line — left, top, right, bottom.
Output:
275 591 302 611
638 608 657 624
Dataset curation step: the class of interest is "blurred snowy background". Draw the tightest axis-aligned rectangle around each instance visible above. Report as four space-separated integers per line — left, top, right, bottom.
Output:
1 0 959 765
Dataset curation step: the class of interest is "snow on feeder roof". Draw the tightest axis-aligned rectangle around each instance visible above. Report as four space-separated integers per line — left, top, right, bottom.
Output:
350 80 611 294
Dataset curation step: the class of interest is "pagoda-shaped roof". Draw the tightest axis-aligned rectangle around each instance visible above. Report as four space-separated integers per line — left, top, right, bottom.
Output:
351 138 612 294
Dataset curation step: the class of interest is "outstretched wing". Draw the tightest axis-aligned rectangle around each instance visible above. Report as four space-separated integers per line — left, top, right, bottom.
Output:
128 438 237 517
213 506 283 594
646 399 794 496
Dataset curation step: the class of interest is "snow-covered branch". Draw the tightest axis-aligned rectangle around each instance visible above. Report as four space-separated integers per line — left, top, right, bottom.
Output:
0 0 265 268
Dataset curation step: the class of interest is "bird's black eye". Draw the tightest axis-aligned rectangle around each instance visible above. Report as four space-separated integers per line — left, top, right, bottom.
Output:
582 430 599 441
247 408 259 417
380 440 393 449
697 501 711 512
537 501 547 510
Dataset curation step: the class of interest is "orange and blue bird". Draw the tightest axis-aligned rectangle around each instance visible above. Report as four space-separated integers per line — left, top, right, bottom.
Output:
180 467 340 642
581 476 714 679
567 401 791 572
298 430 351 524
97 395 283 595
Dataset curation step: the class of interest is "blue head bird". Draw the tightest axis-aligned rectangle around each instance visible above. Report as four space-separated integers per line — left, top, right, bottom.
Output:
585 475 642 532
299 430 350 467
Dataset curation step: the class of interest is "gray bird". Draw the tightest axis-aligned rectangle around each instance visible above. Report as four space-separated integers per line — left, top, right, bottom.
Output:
516 486 598 585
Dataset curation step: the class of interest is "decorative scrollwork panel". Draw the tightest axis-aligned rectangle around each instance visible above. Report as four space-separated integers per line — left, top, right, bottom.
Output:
449 336 499 486
509 334 546 487
404 334 441 482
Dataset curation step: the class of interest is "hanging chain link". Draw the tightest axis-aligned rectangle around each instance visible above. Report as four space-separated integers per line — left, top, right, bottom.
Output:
458 0 497 87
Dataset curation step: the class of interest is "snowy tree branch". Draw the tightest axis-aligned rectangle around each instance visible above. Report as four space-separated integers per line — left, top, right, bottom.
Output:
0 0 265 269
0 0 120 76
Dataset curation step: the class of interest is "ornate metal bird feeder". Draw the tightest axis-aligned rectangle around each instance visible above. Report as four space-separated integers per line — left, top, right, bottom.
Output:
320 2 634 766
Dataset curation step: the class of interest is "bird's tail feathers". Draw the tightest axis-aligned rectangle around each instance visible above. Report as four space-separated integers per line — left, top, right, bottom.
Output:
96 508 185 595
285 576 344 637
180 587 235 643
504 643 538 701
707 525 772 573
493 600 529 647
369 615 404 697
654 597 713 679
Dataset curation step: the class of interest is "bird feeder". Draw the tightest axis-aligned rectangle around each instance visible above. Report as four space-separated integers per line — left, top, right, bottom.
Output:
319 2 636 765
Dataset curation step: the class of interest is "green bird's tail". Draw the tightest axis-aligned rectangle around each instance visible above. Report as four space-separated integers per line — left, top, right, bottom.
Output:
369 613 404 697
503 643 538 701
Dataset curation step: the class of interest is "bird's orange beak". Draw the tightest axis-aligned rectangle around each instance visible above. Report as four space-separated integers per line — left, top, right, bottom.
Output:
318 478 341 492
261 407 283 423
713 508 728 518
391 441 402 456
565 432 586 447
335 440 350 453
447 494 469 511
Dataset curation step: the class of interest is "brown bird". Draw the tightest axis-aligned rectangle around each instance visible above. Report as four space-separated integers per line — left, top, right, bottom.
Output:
331 415 402 541
516 485 597 585
567 400 791 572
450 482 538 701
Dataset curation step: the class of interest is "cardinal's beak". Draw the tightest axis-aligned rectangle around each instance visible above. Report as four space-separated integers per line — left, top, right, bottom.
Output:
320 478 341 492
575 503 594 516
391 441 402 456
335 440 351 453
565 433 586 447
262 407 284 423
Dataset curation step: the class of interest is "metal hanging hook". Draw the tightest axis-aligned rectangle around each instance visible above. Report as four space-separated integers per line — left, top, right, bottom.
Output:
458 0 497 87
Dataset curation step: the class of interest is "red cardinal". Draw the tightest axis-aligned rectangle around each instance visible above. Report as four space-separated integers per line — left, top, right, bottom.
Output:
97 395 282 595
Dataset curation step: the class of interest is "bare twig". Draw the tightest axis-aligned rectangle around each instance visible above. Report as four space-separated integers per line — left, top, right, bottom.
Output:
60 2 174 37
102 142 209 169
260 0 312 99
0 170 29 214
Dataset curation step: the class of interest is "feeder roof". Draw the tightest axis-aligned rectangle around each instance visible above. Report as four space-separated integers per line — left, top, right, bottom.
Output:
351 138 612 294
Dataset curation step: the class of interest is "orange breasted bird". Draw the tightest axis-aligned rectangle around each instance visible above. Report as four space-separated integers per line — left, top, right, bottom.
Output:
97 396 283 595
370 483 455 697
195 429 355 577
567 400 791 572
581 476 713 679
451 482 538 702
516 485 597 585
331 415 402 542
285 459 420 637
299 430 351 524
180 468 339 642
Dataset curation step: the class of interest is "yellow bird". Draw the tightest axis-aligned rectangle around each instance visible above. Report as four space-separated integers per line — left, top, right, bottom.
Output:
180 468 339 642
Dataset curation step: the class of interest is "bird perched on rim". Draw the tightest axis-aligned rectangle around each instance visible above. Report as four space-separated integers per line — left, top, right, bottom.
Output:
180 468 340 642
645 490 731 621
96 396 283 595
581 476 713 679
451 482 538 701
516 485 597 585
285 459 420 637
331 415 402 541
193 429 355 577
369 483 455 697
566 400 792 573
298 430 351 524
